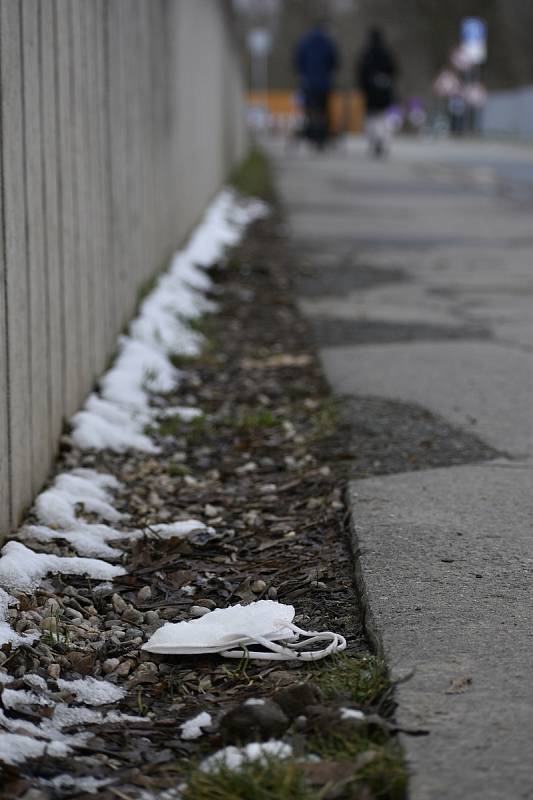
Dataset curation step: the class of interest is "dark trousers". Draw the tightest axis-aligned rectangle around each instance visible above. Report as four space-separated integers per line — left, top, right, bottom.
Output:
303 89 330 148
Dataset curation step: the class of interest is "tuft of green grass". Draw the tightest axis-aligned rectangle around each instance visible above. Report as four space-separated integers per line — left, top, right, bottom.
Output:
239 408 279 430
182 758 317 800
166 462 191 477
309 654 390 707
307 733 407 800
230 148 274 201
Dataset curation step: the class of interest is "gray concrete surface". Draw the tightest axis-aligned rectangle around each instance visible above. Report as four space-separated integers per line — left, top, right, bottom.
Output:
273 136 533 798
349 461 533 800
0 1 247 533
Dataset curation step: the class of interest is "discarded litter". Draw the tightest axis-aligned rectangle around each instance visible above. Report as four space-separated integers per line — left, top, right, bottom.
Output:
142 600 346 661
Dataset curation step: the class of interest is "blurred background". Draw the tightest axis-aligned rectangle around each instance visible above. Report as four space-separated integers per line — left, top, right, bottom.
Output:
233 0 533 139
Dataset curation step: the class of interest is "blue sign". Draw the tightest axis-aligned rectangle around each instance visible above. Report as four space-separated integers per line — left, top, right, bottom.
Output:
461 18 486 44
461 18 487 64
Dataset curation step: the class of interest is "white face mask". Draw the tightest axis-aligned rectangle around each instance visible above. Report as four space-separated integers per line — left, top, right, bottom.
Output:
142 599 346 662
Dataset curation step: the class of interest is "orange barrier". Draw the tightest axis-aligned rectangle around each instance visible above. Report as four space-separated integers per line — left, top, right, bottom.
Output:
247 90 365 134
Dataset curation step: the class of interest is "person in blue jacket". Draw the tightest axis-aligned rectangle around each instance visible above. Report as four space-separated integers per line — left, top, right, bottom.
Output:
294 19 339 149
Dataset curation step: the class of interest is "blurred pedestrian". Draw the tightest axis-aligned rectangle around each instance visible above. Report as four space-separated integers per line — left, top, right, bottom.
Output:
357 28 398 157
294 18 339 150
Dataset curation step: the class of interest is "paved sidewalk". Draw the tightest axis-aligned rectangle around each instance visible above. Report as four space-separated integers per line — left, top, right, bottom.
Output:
272 136 533 799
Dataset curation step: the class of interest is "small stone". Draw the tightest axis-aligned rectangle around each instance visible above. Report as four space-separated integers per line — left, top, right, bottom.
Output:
137 586 152 602
67 651 94 676
104 620 123 630
115 659 134 677
236 461 257 474
190 605 211 618
48 663 61 680
273 682 324 719
259 484 277 494
267 587 278 600
20 789 48 800
194 598 217 610
65 607 83 622
112 593 127 614
43 598 61 614
251 580 267 594
144 610 160 625
103 658 120 674
24 610 43 624
204 504 219 518
220 699 289 743
122 606 144 625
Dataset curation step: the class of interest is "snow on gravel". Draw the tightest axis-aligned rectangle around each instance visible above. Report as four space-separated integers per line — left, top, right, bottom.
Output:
0 588 40 647
56 676 126 706
35 469 124 527
71 189 266 454
0 541 126 592
180 711 213 740
200 740 293 773
0 189 269 772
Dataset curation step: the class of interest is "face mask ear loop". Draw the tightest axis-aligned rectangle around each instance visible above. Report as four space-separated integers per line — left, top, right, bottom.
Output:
282 621 347 652
221 629 346 661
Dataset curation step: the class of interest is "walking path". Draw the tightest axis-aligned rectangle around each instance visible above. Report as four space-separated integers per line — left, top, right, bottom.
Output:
273 136 533 799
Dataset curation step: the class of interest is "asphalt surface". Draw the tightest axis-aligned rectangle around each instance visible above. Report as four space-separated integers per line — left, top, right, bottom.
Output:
271 135 533 799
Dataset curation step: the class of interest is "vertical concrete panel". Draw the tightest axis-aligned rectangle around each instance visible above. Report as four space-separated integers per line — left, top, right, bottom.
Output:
101 0 119 343
92 1 112 355
40 0 64 450
21 0 51 496
0 0 32 523
125 1 146 291
82 0 107 374
55 0 81 417
0 135 9 535
107 0 133 329
70 2 92 392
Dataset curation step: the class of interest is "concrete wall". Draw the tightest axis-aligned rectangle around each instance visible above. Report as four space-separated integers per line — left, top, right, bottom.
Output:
0 0 247 534
482 85 533 139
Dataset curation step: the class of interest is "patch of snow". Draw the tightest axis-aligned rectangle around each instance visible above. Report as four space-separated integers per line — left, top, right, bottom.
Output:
2 688 51 711
200 740 292 774
44 775 112 794
101 337 180 407
35 470 123 528
244 698 266 707
52 703 140 728
340 708 365 721
22 523 128 560
56 677 126 706
0 588 40 647
0 541 125 592
70 189 268 454
147 520 214 539
23 674 48 691
180 711 212 740
0 733 70 766
72 394 158 453
0 708 48 738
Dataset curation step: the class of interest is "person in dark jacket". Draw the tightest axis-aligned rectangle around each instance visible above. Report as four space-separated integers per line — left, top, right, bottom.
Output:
294 19 339 149
357 28 398 157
